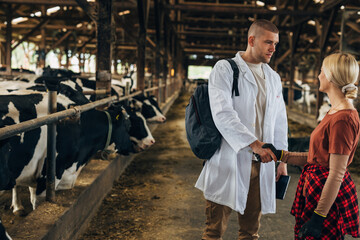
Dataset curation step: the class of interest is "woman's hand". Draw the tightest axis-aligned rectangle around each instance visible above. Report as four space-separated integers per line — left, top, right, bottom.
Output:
276 162 288 181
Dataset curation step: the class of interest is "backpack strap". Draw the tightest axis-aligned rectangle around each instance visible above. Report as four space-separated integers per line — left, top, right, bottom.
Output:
226 59 239 97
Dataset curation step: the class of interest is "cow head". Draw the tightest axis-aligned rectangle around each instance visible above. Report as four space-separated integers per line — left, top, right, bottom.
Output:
107 104 134 155
132 94 166 123
123 105 155 151
144 95 166 123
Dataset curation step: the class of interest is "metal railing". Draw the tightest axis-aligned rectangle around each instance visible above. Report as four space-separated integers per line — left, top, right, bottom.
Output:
0 75 182 201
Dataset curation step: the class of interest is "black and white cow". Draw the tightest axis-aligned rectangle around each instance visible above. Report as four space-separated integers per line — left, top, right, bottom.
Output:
0 218 12 240
75 77 166 123
283 81 316 114
1 76 157 149
0 91 134 215
123 104 155 151
132 94 166 123
36 103 134 192
0 92 55 214
41 67 80 79
72 77 124 101
283 81 303 104
0 74 158 214
1 76 156 151
317 96 332 123
0 139 15 191
0 79 90 108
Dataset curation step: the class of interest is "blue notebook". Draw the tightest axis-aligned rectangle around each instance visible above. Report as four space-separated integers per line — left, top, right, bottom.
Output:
276 175 291 200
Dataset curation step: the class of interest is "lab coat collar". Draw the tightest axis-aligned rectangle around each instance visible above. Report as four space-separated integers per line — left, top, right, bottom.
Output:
235 51 257 86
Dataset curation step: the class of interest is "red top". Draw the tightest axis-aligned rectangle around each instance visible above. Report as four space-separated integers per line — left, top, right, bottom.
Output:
307 109 360 167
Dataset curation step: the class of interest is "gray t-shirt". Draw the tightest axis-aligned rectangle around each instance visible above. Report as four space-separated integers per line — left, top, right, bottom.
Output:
245 61 266 142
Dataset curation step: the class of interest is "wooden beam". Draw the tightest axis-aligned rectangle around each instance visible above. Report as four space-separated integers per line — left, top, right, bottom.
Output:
166 4 324 16
177 30 244 38
182 16 248 24
320 0 346 12
146 36 156 48
0 0 136 8
114 14 158 54
75 0 97 22
0 13 90 21
0 23 82 30
78 30 95 52
297 36 320 58
183 47 236 54
186 58 218 66
115 45 137 50
51 30 73 49
320 8 338 52
275 49 291 65
11 18 49 51
347 22 360 34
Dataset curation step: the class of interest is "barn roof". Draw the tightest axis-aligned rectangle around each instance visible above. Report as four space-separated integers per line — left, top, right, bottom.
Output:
0 0 359 74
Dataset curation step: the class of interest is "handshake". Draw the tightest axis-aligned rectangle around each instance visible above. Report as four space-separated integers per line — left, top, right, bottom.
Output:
254 143 284 162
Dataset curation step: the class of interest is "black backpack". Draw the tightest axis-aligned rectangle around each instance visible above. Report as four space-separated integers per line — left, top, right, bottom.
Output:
185 59 239 159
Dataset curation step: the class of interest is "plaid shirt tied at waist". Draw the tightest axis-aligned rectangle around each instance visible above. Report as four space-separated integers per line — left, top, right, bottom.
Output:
291 164 360 240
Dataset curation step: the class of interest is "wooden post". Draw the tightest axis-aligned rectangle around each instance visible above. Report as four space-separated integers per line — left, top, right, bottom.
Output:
96 0 113 100
137 0 150 91
113 49 118 74
5 4 12 74
39 6 47 68
46 90 57 202
154 0 161 100
162 14 169 103
288 1 301 109
316 8 338 118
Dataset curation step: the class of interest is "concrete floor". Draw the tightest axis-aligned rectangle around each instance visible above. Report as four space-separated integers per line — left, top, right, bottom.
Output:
80 91 359 240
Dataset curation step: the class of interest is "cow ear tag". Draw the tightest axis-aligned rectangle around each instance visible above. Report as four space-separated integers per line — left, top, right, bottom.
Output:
116 114 120 121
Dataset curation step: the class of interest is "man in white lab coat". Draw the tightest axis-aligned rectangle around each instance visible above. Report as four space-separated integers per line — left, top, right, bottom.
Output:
195 19 288 240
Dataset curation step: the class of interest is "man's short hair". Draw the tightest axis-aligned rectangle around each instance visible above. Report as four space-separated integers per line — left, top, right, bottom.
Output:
248 19 279 37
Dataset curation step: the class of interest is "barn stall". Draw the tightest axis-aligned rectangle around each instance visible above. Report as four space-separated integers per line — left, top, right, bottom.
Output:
0 0 359 239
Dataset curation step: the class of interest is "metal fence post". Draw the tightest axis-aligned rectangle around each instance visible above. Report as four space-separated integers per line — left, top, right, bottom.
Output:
147 79 151 97
125 82 130 105
44 77 61 202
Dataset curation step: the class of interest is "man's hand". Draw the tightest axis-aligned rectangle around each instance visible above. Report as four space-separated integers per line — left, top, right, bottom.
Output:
250 140 277 163
298 211 326 239
260 143 287 180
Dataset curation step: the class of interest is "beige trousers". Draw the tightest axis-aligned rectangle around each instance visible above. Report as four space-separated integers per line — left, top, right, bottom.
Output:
202 161 261 240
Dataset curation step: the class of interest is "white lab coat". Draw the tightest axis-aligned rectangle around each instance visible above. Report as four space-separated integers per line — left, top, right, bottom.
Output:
195 52 288 214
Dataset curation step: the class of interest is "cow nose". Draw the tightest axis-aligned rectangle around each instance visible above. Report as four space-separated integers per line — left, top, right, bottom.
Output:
150 139 155 144
161 117 166 122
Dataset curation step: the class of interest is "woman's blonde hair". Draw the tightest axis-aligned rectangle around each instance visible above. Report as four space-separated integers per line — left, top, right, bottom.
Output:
322 53 359 99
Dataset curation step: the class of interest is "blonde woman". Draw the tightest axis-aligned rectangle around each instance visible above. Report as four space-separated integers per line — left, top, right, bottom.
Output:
267 53 360 239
